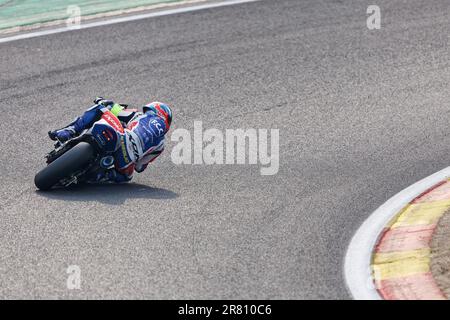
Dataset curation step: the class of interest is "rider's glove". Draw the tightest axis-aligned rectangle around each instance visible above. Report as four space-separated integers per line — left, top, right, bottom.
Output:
94 97 104 104
94 97 114 107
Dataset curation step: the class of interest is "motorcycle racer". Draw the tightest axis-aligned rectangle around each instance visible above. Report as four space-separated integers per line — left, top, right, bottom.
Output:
48 97 172 183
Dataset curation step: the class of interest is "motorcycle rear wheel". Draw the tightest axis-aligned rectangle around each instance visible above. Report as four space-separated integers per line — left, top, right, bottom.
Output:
34 142 95 191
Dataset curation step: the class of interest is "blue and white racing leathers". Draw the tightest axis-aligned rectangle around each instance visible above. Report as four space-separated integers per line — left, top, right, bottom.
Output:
62 102 167 182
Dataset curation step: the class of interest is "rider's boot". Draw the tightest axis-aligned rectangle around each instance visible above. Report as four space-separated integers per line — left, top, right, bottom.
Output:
48 117 84 142
48 97 114 142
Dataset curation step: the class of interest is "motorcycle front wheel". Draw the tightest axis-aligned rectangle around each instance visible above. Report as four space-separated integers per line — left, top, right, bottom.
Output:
34 142 95 191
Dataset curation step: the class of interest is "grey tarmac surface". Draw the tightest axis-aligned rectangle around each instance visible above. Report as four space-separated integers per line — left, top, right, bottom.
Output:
1 0 450 299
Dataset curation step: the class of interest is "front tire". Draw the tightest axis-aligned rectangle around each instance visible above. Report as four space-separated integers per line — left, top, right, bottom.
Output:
34 142 95 191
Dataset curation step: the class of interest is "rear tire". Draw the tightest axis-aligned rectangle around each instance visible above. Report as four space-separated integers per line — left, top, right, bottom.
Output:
34 142 95 191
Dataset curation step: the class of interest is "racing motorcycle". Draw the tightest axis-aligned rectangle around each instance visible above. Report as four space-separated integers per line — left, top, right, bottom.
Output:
34 105 137 191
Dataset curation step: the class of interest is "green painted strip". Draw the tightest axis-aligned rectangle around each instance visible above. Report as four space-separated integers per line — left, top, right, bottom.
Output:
0 0 182 30
110 103 124 117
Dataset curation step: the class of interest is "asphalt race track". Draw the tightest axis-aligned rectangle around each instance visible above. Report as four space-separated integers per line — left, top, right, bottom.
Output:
1 0 450 299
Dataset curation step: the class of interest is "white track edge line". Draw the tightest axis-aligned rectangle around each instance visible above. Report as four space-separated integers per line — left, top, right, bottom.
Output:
344 166 450 300
0 0 262 44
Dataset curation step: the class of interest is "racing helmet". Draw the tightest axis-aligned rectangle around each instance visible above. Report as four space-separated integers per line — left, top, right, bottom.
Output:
143 102 172 130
